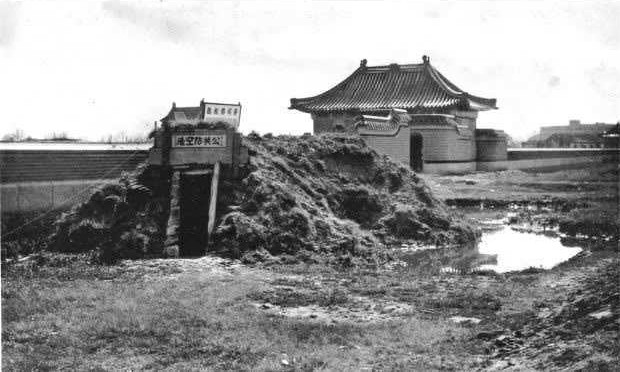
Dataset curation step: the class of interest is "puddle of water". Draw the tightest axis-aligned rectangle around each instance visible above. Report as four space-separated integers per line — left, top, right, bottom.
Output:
476 226 582 273
397 225 582 274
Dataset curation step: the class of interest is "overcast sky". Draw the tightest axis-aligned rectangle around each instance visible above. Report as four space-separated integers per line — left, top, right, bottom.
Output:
1 0 619 141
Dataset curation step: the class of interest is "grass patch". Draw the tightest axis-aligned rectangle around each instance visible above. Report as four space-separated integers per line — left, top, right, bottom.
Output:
2 258 479 371
248 287 349 307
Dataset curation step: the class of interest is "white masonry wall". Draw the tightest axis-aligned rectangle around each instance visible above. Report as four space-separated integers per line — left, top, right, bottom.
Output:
360 127 411 166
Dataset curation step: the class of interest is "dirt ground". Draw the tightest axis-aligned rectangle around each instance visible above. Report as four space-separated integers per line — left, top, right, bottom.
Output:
2 163 618 371
420 165 618 204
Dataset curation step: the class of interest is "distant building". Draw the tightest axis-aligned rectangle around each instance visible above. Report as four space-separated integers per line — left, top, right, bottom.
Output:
602 124 620 148
290 56 506 171
161 99 242 129
540 120 615 139
523 120 616 148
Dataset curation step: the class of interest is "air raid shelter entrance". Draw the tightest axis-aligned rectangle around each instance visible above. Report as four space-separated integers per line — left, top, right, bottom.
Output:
148 100 249 257
179 171 212 256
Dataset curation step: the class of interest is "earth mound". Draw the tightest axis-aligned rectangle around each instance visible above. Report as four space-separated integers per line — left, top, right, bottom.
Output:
49 134 477 265
213 134 476 265
48 163 170 263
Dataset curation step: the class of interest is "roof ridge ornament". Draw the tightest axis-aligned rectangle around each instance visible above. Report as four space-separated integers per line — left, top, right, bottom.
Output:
422 55 430 64
360 59 367 68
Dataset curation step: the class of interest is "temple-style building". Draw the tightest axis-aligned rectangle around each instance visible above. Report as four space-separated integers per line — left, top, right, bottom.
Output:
290 56 506 172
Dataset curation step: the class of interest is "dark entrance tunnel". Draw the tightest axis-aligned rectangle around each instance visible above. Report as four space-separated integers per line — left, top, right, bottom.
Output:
179 172 212 256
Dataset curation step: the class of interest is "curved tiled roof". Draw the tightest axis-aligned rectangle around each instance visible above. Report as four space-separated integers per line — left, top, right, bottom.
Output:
161 106 202 123
290 57 497 113
410 114 472 136
355 108 410 135
410 114 459 126
161 100 243 127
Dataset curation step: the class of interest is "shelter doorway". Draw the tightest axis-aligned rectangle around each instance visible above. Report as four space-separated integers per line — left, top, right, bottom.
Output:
410 132 424 172
179 172 212 256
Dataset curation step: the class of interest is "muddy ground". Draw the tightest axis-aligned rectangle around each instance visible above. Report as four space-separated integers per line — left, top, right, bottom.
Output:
2 163 618 371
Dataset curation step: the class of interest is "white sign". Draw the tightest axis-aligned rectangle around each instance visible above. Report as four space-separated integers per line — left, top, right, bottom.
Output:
203 103 241 129
172 134 226 148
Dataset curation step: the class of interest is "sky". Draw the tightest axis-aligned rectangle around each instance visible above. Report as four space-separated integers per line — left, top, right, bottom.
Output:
1 0 619 141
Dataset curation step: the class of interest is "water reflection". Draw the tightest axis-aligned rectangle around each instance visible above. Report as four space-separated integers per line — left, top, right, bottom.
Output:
477 226 582 273
397 226 582 274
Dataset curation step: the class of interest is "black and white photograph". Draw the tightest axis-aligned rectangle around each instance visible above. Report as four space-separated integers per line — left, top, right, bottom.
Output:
1 1 618 370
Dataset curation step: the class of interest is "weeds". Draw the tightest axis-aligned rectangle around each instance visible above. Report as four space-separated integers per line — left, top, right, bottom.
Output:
248 287 349 307
1 210 62 259
47 165 169 263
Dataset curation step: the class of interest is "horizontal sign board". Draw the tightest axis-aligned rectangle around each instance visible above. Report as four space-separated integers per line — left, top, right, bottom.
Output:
172 134 226 148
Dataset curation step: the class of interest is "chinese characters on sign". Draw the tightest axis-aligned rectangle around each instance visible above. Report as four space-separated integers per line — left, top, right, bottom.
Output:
172 135 226 148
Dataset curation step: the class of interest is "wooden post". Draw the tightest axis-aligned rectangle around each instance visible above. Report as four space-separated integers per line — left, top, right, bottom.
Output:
206 161 221 249
163 170 181 257
161 123 171 169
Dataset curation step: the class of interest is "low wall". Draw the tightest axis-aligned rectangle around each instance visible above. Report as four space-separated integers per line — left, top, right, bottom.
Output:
1 179 119 213
423 148 618 174
413 127 476 162
359 126 410 166
0 149 148 183
477 148 619 172
477 156 613 172
507 148 619 160
476 135 507 162
423 162 477 174
1 148 149 213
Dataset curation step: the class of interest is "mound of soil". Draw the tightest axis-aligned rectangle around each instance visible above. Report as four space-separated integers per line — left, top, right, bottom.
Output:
212 134 476 265
48 164 171 263
48 134 476 265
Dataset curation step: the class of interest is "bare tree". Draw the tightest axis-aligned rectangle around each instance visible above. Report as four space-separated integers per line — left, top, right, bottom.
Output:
1 129 26 142
44 132 77 141
99 131 150 143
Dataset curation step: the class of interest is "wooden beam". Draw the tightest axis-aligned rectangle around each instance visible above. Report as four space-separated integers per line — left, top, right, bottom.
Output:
184 169 213 176
206 161 221 250
163 170 181 257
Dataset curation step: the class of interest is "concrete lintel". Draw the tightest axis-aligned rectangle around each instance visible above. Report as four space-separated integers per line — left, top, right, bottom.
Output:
183 169 213 176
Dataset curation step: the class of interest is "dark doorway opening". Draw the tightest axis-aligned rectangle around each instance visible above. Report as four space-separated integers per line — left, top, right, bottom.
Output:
179 172 212 257
411 132 424 172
